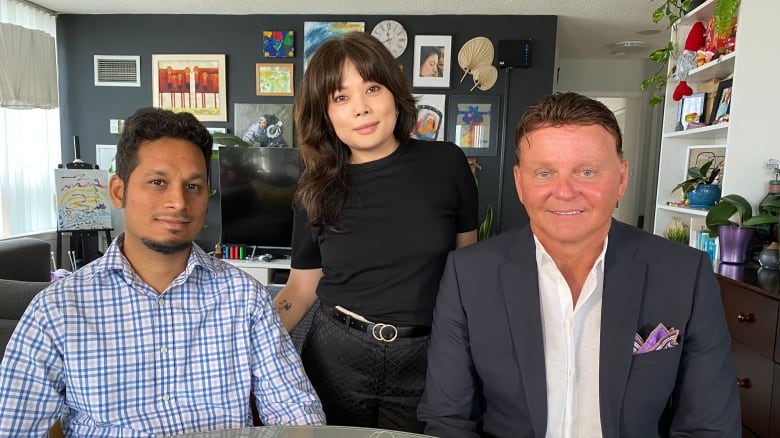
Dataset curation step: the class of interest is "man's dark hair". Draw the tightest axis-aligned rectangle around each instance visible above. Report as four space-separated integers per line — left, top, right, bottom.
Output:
114 107 213 182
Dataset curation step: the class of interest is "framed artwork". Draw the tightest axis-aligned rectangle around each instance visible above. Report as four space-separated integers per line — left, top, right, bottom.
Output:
411 94 446 141
263 30 294 58
685 144 726 183
709 79 733 125
234 103 294 148
151 54 227 122
677 92 706 131
303 21 364 71
413 35 452 88
256 63 294 96
447 95 500 156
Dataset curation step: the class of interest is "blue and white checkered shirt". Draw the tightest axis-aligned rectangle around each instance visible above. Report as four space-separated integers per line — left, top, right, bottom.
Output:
0 235 325 437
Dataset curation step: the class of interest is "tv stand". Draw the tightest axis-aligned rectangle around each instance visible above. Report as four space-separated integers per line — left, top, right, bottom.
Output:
224 258 291 286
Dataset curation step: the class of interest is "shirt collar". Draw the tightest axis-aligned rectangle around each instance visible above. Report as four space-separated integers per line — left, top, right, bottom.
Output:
92 233 221 282
533 235 609 273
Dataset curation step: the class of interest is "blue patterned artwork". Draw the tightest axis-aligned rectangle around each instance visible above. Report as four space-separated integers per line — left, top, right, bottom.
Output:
263 30 294 58
303 21 364 71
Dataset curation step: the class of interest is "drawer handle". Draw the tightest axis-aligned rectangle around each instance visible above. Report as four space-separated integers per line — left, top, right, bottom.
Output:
736 378 752 389
736 312 756 323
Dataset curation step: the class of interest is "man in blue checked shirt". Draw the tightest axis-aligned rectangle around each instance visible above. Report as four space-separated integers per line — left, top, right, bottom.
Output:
0 108 325 436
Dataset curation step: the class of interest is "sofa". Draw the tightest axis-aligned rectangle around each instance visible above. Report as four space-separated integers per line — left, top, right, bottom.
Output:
0 237 52 360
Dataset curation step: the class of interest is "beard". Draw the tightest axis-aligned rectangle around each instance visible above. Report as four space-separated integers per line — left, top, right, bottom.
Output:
141 237 191 255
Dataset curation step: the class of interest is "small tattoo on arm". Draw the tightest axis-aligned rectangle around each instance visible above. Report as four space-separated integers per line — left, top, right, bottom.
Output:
275 300 292 313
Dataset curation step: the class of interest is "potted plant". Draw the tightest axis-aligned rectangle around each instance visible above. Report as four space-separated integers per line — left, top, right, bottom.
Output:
671 159 721 207
705 194 777 263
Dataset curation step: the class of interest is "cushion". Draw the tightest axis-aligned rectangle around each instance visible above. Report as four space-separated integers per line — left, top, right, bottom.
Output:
0 279 50 320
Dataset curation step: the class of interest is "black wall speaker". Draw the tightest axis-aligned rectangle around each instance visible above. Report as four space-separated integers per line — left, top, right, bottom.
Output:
498 40 532 68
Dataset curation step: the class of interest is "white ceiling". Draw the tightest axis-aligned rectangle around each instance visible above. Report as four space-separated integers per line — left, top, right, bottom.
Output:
31 0 668 60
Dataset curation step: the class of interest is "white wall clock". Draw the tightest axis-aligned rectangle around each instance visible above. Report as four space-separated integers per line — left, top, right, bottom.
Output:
371 19 408 58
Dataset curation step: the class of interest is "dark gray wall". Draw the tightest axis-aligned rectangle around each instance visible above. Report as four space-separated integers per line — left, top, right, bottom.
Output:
56 14 557 239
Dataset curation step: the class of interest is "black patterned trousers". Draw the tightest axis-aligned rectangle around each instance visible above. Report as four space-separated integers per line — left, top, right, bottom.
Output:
301 303 430 433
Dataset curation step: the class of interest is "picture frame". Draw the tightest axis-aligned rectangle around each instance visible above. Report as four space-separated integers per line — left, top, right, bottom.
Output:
152 54 227 122
447 94 500 156
411 94 446 141
413 35 452 88
234 103 294 148
685 144 726 184
256 63 294 96
677 92 706 131
709 79 733 125
262 30 294 58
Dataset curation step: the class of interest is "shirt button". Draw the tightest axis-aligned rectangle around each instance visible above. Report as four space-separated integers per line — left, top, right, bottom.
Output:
162 394 170 401
160 346 168 354
158 298 165 306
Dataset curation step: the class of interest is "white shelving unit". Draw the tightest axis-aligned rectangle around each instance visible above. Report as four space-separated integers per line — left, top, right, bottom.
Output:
653 0 779 245
653 0 742 241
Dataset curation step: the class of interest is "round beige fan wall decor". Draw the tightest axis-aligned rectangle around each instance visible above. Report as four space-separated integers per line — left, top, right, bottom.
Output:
458 36 494 83
470 65 498 91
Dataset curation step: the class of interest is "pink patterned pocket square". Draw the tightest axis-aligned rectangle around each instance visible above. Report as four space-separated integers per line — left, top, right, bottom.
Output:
633 323 679 355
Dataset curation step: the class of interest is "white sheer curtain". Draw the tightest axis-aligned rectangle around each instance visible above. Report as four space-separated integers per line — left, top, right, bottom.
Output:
0 0 60 238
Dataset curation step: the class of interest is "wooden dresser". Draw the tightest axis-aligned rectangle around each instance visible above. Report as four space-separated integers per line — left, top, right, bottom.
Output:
716 263 780 438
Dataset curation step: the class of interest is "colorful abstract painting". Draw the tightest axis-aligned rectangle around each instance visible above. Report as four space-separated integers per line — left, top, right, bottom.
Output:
55 169 112 231
263 30 294 58
256 63 293 96
303 21 364 71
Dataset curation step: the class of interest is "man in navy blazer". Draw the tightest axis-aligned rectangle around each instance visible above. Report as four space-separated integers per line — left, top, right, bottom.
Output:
418 92 740 437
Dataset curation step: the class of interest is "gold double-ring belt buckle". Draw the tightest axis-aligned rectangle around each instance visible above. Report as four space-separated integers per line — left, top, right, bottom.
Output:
371 323 398 342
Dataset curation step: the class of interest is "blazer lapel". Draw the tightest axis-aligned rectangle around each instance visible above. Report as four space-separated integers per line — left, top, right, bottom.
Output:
598 222 647 438
499 228 547 438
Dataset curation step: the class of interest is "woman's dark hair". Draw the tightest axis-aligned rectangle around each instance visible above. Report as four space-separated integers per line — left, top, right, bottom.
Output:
115 107 213 183
295 31 417 230
514 92 623 163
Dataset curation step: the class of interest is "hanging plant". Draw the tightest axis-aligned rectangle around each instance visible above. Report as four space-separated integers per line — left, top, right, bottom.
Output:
641 0 693 106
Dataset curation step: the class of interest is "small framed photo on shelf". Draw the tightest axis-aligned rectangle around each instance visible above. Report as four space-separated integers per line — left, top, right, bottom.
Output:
709 79 733 125
677 92 706 131
447 94 500 156
412 35 452 88
685 144 726 183
256 63 294 96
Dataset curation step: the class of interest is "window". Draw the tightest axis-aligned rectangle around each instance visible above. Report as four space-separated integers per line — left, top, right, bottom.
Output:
0 0 61 238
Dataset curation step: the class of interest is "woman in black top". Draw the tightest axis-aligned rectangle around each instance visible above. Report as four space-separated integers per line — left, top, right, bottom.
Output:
272 31 478 433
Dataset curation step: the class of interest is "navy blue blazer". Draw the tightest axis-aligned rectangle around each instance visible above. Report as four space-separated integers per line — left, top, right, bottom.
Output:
418 220 740 438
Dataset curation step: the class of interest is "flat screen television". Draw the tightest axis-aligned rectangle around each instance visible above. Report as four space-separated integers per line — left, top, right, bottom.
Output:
218 146 302 257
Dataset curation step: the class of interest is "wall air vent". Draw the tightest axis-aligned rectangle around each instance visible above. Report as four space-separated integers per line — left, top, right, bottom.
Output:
94 55 140 87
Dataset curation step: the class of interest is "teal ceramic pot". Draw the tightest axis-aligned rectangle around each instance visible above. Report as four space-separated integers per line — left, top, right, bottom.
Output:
686 184 721 208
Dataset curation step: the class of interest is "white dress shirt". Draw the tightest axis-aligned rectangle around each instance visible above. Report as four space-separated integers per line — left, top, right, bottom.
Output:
535 236 607 438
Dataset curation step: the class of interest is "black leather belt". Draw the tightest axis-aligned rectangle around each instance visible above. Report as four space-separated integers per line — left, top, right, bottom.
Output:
323 305 431 342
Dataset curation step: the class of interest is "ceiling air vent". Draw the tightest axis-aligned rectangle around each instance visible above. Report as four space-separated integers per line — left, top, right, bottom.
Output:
94 55 140 87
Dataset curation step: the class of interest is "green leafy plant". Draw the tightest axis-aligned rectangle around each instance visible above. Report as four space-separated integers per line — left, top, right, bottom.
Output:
641 0 693 106
469 160 495 241
671 159 720 195
713 0 740 39
663 216 690 243
211 132 251 147
705 194 777 237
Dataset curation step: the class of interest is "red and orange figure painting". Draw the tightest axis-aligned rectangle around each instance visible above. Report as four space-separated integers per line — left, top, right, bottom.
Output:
152 54 226 122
